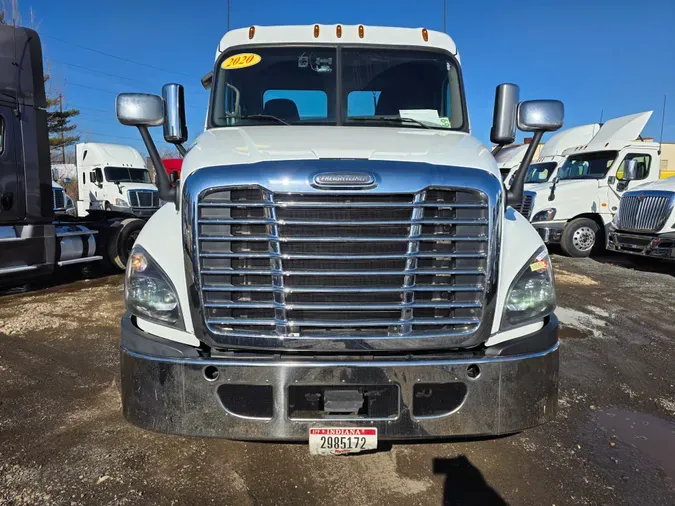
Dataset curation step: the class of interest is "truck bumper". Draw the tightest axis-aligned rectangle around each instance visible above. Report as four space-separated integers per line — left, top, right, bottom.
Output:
532 222 564 244
607 230 675 259
120 315 559 441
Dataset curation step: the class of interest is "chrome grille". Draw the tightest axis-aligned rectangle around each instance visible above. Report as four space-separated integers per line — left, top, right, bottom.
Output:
196 187 489 341
616 192 674 233
52 188 66 210
516 193 535 220
128 190 159 208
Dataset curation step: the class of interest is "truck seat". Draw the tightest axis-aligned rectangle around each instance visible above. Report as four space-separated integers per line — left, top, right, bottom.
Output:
262 99 300 123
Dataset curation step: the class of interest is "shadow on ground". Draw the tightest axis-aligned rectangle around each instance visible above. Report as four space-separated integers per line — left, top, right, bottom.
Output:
434 455 507 506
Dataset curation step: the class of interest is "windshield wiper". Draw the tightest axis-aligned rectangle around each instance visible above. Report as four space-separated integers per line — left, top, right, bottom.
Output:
348 116 432 129
222 114 290 125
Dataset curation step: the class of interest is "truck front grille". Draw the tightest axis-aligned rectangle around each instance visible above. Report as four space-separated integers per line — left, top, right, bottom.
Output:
516 193 535 220
196 187 489 340
53 188 66 211
128 190 159 208
616 192 674 233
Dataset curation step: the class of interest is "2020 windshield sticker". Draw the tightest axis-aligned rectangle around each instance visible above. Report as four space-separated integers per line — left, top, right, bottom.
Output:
222 53 261 70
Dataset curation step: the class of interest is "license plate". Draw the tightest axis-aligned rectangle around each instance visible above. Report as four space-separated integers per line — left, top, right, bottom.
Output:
309 428 378 455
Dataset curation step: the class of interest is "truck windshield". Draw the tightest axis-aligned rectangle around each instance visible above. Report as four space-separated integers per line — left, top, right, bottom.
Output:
558 151 618 180
104 167 151 183
524 162 557 183
211 46 465 130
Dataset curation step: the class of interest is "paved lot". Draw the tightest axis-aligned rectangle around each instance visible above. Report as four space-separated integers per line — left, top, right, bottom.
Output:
1 254 674 505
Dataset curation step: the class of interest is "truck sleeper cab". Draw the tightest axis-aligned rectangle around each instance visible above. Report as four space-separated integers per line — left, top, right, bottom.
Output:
117 25 562 441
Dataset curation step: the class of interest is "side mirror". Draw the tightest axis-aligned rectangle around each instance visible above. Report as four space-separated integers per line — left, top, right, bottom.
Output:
169 172 179 185
201 71 213 90
552 176 560 185
508 99 565 208
490 83 520 149
162 84 188 146
116 93 164 126
517 100 564 132
116 90 176 206
620 159 638 181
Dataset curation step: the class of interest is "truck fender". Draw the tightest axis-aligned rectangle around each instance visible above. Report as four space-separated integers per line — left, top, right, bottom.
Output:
103 218 145 271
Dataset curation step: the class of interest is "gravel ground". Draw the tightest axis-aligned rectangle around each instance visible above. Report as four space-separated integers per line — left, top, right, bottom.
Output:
0 254 674 505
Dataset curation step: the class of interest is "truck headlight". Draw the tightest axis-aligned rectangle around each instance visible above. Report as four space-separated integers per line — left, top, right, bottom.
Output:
115 198 130 207
125 246 184 329
501 247 556 330
532 208 556 222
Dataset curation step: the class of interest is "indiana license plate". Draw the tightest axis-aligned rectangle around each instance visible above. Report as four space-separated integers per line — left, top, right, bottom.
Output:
309 428 378 455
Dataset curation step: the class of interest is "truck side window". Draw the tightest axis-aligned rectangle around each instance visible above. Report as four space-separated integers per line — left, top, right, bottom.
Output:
616 154 651 180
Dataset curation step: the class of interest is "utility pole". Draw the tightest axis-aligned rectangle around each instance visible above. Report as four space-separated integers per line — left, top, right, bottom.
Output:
59 93 65 164
443 0 447 33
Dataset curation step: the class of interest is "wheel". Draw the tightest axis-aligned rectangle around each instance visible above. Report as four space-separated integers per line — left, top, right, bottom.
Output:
105 218 145 271
561 218 601 257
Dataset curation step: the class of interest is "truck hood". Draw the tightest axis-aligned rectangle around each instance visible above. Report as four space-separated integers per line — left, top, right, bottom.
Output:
117 182 158 192
182 126 497 180
625 177 675 194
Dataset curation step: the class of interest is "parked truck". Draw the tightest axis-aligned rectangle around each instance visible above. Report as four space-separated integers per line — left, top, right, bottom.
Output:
498 123 599 191
607 174 675 259
520 111 663 257
75 142 160 218
0 25 147 283
517 122 600 186
495 143 528 183
116 24 564 453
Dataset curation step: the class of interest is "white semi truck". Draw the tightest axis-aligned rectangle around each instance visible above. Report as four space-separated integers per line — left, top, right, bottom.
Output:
75 142 160 218
517 122 600 186
495 143 528 184
116 24 564 451
498 123 599 191
608 175 675 260
520 111 663 256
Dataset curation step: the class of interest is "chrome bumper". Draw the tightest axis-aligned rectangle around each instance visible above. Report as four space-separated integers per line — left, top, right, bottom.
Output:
608 230 675 259
532 222 564 244
120 315 559 440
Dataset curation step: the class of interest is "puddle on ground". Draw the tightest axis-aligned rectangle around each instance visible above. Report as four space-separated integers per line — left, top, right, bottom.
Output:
594 408 675 480
556 306 608 338
558 326 587 339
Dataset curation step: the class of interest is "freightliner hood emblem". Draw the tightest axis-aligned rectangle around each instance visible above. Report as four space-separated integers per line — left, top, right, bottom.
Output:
312 172 376 189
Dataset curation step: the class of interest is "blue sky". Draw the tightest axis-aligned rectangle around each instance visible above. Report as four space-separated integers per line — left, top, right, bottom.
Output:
16 0 675 155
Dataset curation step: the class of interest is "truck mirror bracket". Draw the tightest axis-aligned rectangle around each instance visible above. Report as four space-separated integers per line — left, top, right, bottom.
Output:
137 125 177 207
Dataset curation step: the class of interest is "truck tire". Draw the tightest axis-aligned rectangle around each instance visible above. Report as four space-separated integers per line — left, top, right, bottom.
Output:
105 218 145 271
561 218 600 257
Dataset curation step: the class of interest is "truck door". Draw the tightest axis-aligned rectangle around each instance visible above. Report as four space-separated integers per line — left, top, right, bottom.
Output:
0 104 22 224
608 152 653 214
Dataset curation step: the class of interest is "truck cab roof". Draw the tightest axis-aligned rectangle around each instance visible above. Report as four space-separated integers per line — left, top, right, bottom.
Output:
76 142 146 169
217 25 459 59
